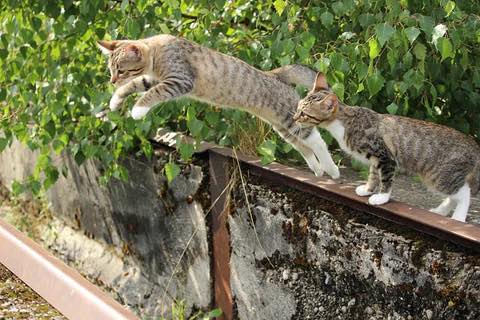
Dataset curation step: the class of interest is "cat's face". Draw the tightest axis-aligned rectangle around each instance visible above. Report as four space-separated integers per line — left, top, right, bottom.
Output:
294 73 338 126
97 40 147 87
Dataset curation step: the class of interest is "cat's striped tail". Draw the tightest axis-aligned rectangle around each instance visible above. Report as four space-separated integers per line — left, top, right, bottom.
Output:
267 64 316 88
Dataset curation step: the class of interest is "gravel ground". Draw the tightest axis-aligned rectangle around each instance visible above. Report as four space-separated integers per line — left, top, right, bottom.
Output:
0 263 65 320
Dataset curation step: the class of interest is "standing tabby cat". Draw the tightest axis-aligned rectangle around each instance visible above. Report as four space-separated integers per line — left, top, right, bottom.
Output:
294 73 480 222
97 35 339 178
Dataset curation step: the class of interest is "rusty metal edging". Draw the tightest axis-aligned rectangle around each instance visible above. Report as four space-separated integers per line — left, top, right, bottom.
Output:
209 151 234 320
208 147 480 252
0 219 139 320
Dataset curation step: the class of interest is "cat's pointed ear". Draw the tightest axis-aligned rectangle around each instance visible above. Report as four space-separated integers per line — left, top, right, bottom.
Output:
124 44 142 61
313 72 329 92
324 94 338 111
97 40 119 55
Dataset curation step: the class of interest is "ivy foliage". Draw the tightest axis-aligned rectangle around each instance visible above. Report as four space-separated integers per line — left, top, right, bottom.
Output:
0 0 479 192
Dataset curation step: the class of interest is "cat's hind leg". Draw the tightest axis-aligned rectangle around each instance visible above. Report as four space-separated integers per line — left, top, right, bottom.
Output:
304 128 340 179
450 183 471 222
430 197 455 216
367 151 395 206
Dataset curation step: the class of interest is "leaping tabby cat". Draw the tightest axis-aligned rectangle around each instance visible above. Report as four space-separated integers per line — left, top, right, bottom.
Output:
97 35 339 178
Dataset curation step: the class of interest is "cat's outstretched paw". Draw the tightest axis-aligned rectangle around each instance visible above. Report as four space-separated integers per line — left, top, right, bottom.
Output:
356 184 374 197
109 94 124 111
368 193 390 205
131 106 151 120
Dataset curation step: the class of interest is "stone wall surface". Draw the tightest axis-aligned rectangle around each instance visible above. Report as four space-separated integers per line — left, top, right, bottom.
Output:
0 142 211 317
0 140 479 319
229 175 480 320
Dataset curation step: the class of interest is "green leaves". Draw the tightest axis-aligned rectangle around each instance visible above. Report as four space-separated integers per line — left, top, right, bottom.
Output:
444 1 456 17
331 83 345 101
186 106 206 138
375 23 395 46
404 27 420 44
386 102 398 115
320 11 334 27
203 308 223 319
164 162 180 183
419 15 435 36
358 13 375 28
125 19 141 38
257 140 276 165
366 71 385 97
368 38 380 60
177 139 195 161
273 0 286 16
331 2 346 16
437 37 454 61
413 43 426 61
0 0 478 193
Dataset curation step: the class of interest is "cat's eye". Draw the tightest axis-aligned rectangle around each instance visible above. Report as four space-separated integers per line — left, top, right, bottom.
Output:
118 70 125 75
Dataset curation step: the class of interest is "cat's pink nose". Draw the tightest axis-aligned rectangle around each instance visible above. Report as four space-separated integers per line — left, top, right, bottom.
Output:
111 75 118 84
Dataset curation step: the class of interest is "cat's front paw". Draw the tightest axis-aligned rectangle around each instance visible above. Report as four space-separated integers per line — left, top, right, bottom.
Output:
313 169 324 177
109 94 124 111
355 184 373 197
327 166 340 179
368 193 391 205
131 106 151 120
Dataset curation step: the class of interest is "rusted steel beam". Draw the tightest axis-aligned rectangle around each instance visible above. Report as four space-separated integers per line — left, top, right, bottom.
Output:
0 219 139 320
209 147 480 252
209 150 234 320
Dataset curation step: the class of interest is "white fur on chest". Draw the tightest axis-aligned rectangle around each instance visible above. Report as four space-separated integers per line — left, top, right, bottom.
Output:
324 120 370 164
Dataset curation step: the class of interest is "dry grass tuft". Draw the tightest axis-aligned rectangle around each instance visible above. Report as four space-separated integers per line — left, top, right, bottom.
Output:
231 117 273 156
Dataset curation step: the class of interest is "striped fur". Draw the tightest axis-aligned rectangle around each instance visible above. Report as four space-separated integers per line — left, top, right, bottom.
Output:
97 35 339 178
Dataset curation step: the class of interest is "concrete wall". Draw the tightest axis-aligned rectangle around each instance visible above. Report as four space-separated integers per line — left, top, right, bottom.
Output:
0 139 479 319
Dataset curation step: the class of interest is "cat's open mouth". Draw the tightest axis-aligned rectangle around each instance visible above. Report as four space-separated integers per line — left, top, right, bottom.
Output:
293 111 324 125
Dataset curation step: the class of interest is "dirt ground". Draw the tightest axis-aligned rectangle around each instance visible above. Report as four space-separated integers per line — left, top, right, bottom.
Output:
0 263 65 320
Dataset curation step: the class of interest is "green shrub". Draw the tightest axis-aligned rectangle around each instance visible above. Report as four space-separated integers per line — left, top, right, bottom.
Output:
1 0 479 191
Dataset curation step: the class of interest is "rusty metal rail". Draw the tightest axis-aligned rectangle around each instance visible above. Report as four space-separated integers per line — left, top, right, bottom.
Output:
0 219 139 320
209 147 480 251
